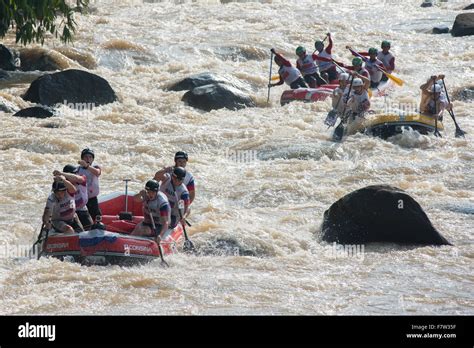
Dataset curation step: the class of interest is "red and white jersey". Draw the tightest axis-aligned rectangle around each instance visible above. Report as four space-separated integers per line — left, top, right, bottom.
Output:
348 90 370 113
159 173 190 218
316 50 334 72
45 192 76 222
184 171 195 193
74 174 88 211
278 65 302 85
296 54 319 75
143 192 170 225
364 58 384 82
377 51 395 73
77 164 101 198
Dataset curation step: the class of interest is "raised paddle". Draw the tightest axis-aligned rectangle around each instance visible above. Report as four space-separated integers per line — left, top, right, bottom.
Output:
267 51 274 103
347 47 404 87
432 78 442 137
149 212 169 268
333 75 355 141
441 78 466 138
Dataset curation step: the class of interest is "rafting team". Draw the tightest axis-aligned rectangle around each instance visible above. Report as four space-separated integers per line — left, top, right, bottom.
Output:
268 33 453 123
42 150 195 244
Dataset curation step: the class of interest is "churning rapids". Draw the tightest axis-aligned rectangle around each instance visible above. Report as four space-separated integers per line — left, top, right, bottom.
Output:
0 0 472 315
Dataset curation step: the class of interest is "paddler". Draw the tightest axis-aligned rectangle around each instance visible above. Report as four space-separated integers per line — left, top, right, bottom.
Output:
356 48 385 88
345 74 371 120
131 180 170 243
314 32 339 82
378 40 396 82
295 46 327 87
419 75 452 120
268 48 308 90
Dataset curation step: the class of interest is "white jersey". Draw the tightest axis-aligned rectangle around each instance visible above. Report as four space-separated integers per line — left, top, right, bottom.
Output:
364 58 384 83
377 51 394 73
278 65 302 85
45 192 76 222
159 173 190 218
297 54 319 75
348 90 370 114
143 191 170 226
332 86 350 113
74 174 88 211
77 164 101 198
316 50 334 72
184 170 195 193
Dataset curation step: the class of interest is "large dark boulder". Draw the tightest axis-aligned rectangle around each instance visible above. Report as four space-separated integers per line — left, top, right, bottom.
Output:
23 69 117 107
321 185 451 245
0 44 19 71
168 72 251 92
182 83 255 111
451 13 474 37
13 106 54 118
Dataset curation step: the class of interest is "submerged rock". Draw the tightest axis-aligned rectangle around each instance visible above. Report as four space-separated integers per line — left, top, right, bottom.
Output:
451 13 474 37
432 26 450 34
321 185 451 245
182 83 255 111
19 47 81 71
23 69 117 107
168 72 251 92
13 106 54 118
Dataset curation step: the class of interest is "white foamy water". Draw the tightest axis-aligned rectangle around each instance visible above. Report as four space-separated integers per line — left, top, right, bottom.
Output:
0 0 473 315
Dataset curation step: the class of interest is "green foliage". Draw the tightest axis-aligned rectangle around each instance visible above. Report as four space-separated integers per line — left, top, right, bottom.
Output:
0 0 89 45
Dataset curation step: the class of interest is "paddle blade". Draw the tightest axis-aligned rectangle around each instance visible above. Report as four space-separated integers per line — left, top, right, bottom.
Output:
385 72 404 86
455 128 466 138
332 121 345 142
183 239 195 253
324 109 338 127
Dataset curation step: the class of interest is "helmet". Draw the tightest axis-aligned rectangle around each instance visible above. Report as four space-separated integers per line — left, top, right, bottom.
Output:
174 151 188 161
431 84 442 93
173 166 186 180
145 179 159 192
52 181 67 191
352 78 364 87
352 57 363 66
339 73 350 81
314 40 324 51
63 164 78 173
81 148 95 159
381 40 391 48
295 46 306 55
368 48 378 55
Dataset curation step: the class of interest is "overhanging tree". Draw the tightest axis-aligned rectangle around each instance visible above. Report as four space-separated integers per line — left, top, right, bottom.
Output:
0 0 89 45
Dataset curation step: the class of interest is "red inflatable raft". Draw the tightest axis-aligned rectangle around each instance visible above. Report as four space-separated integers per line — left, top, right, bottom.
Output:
38 192 184 266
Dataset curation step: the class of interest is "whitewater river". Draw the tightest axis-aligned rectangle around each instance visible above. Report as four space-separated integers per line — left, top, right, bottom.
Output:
0 0 472 315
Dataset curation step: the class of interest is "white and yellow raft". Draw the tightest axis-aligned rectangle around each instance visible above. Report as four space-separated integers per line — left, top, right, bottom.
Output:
345 113 444 139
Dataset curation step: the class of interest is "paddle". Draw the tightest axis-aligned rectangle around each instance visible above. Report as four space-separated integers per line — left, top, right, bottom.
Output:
149 212 169 268
432 78 442 137
441 78 466 138
347 47 404 87
171 180 195 252
30 223 46 259
267 51 274 103
333 75 355 141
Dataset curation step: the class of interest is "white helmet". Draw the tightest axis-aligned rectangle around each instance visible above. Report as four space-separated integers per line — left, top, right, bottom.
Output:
352 78 364 87
431 84 442 93
339 73 350 81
